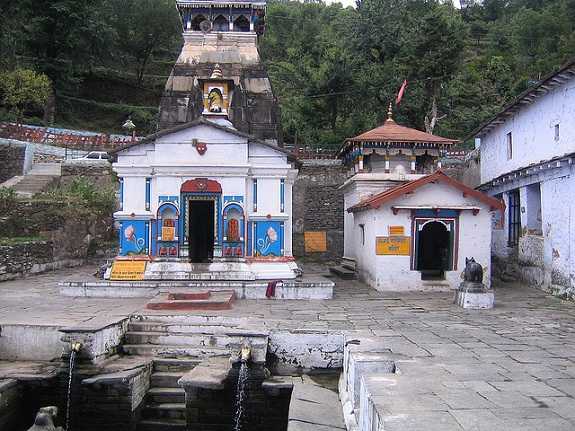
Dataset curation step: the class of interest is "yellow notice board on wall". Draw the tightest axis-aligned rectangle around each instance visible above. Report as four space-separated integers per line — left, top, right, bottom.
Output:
110 261 147 280
376 236 410 256
304 231 327 253
388 226 405 236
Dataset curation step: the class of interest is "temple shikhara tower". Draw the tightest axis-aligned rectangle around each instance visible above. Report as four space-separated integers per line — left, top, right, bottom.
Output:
159 0 281 145
109 0 300 281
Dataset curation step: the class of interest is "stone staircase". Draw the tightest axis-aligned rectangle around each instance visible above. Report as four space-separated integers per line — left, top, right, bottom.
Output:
329 257 357 280
126 317 269 430
0 162 61 196
123 318 268 362
137 358 198 431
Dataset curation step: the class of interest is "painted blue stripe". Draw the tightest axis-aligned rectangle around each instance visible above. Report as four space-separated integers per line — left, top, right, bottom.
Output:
119 178 124 211
253 179 258 212
280 179 285 213
145 178 151 211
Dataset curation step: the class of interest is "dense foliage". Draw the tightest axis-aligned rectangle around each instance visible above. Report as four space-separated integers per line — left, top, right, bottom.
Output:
261 0 575 148
0 0 573 145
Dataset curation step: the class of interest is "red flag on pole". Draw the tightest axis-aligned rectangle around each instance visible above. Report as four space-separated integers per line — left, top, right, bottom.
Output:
396 79 408 105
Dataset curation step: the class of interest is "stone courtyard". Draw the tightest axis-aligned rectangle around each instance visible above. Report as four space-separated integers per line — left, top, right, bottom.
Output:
1 265 575 430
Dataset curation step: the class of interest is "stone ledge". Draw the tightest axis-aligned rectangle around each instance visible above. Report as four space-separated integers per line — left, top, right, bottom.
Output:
179 357 232 390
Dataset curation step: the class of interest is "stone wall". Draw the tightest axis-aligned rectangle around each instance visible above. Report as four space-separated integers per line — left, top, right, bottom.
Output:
61 163 115 188
186 364 291 431
0 379 24 431
0 198 115 280
0 241 60 281
79 365 152 431
292 160 347 261
0 141 26 183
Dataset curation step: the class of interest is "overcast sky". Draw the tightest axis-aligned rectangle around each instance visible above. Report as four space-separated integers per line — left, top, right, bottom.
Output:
324 0 462 9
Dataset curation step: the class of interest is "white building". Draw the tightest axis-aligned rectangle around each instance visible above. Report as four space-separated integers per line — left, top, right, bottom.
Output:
111 112 299 280
473 58 575 298
339 107 503 291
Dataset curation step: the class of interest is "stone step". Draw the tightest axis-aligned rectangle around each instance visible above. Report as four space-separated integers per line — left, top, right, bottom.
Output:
128 321 242 334
125 331 267 347
147 387 185 404
123 344 232 359
153 358 200 373
145 271 256 281
329 265 356 280
151 371 183 388
142 403 186 420
137 418 186 431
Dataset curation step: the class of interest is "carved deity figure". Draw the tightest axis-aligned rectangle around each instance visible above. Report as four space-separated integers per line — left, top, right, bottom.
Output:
27 406 63 431
208 88 223 113
227 218 240 242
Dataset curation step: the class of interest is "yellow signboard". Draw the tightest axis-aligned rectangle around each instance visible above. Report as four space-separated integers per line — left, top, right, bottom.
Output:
110 261 147 281
304 231 327 253
376 236 410 256
388 225 405 236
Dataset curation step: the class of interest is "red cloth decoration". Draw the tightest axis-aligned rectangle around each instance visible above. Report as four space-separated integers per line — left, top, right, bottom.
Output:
396 79 408 105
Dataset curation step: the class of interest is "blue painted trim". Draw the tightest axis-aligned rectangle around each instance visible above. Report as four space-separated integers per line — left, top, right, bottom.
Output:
247 221 253 256
119 178 124 211
253 179 258 212
280 179 285 213
145 221 150 255
414 209 459 218
280 221 285 255
145 178 151 211
150 220 157 256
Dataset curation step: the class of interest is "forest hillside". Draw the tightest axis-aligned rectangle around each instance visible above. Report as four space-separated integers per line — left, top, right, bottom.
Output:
0 0 573 148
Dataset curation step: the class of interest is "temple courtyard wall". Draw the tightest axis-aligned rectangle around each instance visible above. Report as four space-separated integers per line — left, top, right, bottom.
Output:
292 159 347 261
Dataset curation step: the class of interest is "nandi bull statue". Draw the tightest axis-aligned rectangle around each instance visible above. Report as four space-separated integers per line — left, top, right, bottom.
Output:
454 257 494 309
27 406 64 431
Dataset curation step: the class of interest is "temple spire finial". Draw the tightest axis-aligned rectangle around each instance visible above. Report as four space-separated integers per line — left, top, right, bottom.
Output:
387 102 393 120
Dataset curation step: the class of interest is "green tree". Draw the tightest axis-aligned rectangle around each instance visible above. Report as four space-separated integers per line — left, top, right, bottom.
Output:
0 69 52 122
110 0 181 84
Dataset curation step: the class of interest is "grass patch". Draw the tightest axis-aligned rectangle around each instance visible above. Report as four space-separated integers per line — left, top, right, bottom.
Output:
0 236 44 246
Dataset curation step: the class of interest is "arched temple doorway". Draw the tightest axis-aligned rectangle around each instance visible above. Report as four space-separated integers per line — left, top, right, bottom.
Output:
416 220 452 280
181 179 222 263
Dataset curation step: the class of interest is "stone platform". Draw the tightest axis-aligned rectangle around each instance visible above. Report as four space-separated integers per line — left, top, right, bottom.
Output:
108 259 301 281
146 290 236 311
59 276 334 300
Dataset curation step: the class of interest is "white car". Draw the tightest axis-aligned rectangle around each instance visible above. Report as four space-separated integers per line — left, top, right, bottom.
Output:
72 151 110 163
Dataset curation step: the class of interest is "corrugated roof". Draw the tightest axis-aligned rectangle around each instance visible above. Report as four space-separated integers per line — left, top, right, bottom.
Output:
348 170 505 213
348 118 458 145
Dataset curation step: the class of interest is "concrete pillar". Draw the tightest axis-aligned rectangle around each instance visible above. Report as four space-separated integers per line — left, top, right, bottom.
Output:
410 156 416 174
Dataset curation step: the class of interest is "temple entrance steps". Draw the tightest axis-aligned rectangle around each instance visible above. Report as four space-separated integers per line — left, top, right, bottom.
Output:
144 261 256 281
137 358 198 431
122 316 269 363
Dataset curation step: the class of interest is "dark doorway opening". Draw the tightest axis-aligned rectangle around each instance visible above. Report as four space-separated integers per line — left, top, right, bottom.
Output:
417 221 450 280
188 200 215 262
